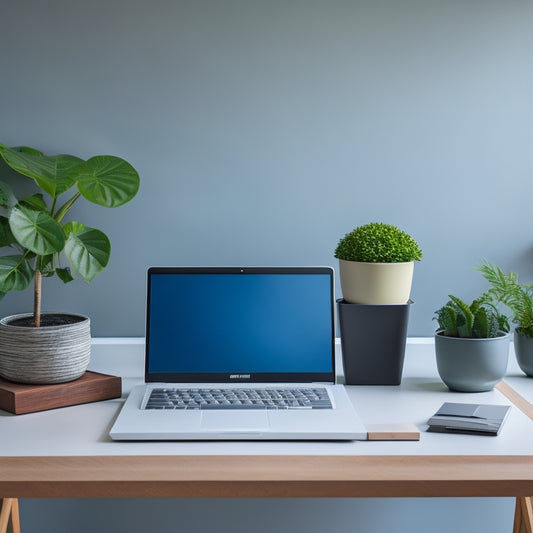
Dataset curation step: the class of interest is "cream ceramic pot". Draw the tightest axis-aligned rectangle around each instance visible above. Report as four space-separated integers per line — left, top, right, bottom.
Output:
338 259 414 305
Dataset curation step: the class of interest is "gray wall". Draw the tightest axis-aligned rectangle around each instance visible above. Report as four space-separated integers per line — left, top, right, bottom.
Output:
1 0 532 337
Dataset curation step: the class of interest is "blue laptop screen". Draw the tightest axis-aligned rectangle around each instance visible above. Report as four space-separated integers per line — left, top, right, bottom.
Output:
145 267 335 382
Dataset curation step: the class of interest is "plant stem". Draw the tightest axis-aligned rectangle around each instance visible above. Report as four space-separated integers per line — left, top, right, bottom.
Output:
34 269 41 328
54 192 81 223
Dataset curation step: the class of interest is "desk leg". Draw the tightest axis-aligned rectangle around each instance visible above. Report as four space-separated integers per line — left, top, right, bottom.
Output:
513 497 533 533
0 498 20 533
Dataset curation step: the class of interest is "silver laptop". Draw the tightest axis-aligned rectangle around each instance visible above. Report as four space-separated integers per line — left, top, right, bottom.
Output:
110 266 366 440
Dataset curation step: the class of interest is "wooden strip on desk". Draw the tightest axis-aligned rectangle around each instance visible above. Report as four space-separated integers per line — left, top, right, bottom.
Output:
366 423 420 441
496 381 533 421
1 455 533 499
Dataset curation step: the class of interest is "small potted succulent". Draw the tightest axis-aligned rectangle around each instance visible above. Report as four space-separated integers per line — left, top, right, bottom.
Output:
434 294 511 392
0 142 140 384
478 261 533 377
334 222 422 304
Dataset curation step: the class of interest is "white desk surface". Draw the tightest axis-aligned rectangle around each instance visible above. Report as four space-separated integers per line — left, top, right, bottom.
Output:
1 338 533 458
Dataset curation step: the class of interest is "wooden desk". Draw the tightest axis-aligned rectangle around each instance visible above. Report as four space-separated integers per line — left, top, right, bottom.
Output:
1 339 533 532
1 455 533 499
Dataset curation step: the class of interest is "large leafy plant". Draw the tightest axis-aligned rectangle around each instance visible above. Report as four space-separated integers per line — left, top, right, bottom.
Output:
434 294 509 339
477 261 533 338
334 222 422 263
0 143 140 327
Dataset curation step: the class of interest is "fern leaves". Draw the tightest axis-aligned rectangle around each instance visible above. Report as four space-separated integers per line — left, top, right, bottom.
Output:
477 261 533 337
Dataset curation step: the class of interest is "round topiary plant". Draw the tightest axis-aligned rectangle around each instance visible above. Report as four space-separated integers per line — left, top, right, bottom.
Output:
334 222 422 263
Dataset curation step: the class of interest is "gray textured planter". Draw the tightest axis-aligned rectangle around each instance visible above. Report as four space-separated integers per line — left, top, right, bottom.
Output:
0 313 91 384
514 331 533 377
434 331 510 392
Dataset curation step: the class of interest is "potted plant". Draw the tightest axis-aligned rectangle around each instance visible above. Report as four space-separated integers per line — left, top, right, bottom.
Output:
334 223 421 385
0 142 139 384
434 294 511 392
477 261 533 377
334 222 422 304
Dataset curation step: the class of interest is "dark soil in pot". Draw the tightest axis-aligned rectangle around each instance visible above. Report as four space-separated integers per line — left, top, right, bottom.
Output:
6 314 85 328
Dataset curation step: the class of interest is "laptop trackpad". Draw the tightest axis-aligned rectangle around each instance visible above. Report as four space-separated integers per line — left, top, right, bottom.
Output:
200 411 270 432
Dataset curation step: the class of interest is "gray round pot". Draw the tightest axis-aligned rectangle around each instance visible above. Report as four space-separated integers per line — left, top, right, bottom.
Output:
514 330 533 377
434 331 510 392
0 313 91 384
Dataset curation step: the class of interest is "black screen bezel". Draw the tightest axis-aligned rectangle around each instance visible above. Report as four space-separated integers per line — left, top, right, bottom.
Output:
144 266 336 383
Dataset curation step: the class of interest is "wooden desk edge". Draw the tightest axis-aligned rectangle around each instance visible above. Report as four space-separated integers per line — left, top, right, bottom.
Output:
1 455 533 498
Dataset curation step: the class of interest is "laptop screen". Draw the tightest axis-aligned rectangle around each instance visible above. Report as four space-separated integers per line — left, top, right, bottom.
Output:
145 267 335 383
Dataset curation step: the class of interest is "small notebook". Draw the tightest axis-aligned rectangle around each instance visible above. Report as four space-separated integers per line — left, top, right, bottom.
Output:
427 402 511 436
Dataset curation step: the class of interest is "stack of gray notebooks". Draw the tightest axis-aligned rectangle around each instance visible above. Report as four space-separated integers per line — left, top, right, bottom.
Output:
427 402 511 436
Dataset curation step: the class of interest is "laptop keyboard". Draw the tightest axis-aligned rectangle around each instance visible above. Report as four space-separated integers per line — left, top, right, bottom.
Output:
145 387 333 410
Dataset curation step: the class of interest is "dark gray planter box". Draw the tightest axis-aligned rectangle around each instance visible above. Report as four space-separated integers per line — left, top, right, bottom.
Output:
337 299 412 385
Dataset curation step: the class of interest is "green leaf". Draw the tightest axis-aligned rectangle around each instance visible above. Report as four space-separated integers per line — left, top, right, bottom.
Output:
12 146 44 157
63 221 87 237
435 304 457 336
473 307 489 338
74 155 139 208
0 144 83 198
9 205 66 255
0 255 34 292
54 192 81 223
0 216 15 246
469 297 483 317
64 222 110 282
19 193 48 212
0 181 13 208
456 313 470 338
56 267 74 283
478 261 533 332
498 314 510 333
448 295 474 337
